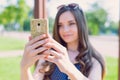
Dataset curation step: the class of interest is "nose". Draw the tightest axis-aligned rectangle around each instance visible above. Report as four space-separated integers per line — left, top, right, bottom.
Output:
63 26 69 32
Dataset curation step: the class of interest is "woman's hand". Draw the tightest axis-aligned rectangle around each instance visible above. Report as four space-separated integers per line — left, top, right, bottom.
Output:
43 34 72 73
20 34 48 70
42 35 90 80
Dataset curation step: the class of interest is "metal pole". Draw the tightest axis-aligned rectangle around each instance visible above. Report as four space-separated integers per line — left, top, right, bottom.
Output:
34 0 46 19
33 0 47 68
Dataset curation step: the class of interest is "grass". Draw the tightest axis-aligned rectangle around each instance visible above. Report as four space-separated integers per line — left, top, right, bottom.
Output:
105 57 118 80
0 36 27 51
0 56 118 80
0 56 21 80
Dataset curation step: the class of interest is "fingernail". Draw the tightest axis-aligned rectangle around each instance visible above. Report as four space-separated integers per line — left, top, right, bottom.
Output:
43 34 46 37
44 56 47 59
45 55 49 59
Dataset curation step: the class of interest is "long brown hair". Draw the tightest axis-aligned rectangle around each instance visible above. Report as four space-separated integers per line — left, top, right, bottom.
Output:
43 4 106 80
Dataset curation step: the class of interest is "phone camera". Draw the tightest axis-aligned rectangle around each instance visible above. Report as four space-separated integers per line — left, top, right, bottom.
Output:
38 23 40 26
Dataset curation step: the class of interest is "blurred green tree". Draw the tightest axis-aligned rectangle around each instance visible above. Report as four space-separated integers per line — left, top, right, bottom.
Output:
49 17 54 33
0 0 30 31
106 21 118 35
86 3 108 35
0 5 18 30
16 0 30 31
0 5 16 24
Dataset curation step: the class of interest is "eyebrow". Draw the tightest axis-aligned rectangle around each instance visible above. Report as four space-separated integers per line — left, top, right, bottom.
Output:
68 20 76 23
58 20 75 24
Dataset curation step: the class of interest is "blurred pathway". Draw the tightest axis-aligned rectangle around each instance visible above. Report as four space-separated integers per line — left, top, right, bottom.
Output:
89 36 118 58
0 50 23 57
0 31 119 58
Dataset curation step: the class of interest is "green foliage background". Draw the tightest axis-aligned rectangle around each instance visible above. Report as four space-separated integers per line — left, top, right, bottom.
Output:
0 1 118 35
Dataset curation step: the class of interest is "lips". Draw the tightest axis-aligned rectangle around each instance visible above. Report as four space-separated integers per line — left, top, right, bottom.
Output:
63 34 72 38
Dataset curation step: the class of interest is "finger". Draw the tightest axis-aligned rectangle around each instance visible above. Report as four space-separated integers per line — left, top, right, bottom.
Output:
29 36 32 41
45 36 64 52
31 47 48 56
44 55 55 63
34 54 46 62
43 42 62 52
28 34 47 46
43 49 60 58
37 33 62 50
31 38 49 49
46 33 53 39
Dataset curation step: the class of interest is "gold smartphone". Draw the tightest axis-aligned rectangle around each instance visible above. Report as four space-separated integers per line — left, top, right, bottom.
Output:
30 19 48 38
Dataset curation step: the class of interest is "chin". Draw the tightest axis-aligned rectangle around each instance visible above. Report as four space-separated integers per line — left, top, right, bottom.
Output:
64 39 73 43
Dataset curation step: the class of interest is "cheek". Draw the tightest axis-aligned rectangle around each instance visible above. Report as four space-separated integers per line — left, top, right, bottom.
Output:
73 26 78 34
73 27 79 38
75 30 78 37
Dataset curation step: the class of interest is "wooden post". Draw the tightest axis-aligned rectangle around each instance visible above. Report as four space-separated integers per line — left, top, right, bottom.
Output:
118 20 120 80
118 42 120 80
34 0 46 19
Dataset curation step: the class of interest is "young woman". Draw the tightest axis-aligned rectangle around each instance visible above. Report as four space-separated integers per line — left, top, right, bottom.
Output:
21 3 106 80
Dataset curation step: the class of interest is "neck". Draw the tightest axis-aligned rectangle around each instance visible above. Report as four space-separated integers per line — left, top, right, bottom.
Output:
67 41 78 51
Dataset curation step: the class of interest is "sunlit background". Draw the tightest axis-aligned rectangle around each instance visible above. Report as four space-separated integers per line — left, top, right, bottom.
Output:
0 0 119 80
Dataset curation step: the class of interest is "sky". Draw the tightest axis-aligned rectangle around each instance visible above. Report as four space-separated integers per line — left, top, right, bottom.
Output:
0 0 119 22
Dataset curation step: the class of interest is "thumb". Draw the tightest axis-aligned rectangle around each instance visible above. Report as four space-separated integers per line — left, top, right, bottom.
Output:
29 36 32 41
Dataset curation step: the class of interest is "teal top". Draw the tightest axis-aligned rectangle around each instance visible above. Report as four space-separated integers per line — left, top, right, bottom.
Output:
50 63 81 80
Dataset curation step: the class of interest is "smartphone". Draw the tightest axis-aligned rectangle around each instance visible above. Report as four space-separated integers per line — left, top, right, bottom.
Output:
30 19 48 38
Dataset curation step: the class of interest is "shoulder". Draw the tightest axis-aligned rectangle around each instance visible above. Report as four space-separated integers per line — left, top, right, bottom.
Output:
91 58 102 72
88 58 102 80
92 58 101 68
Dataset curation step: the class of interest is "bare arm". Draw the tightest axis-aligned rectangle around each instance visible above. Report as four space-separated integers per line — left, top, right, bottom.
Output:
67 58 102 80
20 67 34 80
33 60 45 80
65 62 89 80
64 58 102 80
20 60 45 80
20 34 48 80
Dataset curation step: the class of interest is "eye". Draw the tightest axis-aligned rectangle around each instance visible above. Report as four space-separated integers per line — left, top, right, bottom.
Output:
58 24 63 28
69 22 76 26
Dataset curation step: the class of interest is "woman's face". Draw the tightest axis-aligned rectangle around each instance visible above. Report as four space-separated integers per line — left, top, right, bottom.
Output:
58 11 78 44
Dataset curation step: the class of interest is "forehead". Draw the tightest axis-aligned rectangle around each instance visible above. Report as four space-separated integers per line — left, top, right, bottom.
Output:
59 11 75 23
